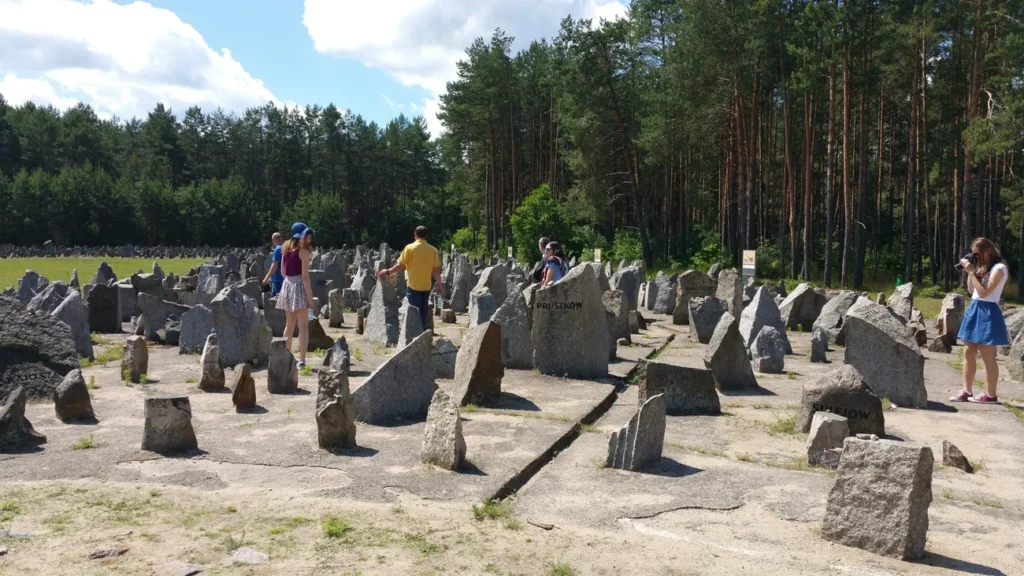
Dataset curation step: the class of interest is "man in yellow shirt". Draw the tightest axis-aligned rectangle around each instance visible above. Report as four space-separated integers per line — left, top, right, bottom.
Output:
378 226 442 330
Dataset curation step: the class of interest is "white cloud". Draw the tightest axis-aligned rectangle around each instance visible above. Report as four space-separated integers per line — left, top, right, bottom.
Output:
303 0 627 136
0 0 280 120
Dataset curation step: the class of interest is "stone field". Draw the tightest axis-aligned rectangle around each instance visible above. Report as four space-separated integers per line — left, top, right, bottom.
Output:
1 253 1023 576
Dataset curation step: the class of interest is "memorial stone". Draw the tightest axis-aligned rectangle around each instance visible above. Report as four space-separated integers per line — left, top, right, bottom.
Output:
491 288 533 369
797 365 884 436
267 338 299 394
0 387 46 450
807 412 848 467
52 291 93 360
635 359 720 415
52 369 94 422
122 336 147 383
421 389 466 470
316 369 357 451
605 394 665 471
364 278 400 347
87 283 121 333
141 396 198 454
688 296 726 344
715 269 743 316
352 331 437 423
453 322 503 406
844 300 927 408
198 333 225 391
432 338 458 379
749 325 786 374
673 270 717 325
231 364 257 411
703 313 758 391
812 291 860 346
532 265 609 378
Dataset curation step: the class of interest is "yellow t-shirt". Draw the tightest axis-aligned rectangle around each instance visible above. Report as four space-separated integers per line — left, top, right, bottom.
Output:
398 239 441 292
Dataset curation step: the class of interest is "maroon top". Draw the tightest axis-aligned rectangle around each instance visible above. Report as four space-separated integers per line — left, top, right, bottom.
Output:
282 248 302 277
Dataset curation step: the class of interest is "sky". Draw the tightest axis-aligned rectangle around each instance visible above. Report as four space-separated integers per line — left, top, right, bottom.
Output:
0 0 627 137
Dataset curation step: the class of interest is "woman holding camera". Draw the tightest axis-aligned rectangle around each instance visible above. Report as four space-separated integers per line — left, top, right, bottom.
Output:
951 237 1009 404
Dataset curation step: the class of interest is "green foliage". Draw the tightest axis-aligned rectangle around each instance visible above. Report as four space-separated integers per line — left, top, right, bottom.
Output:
510 184 571 264
451 226 487 257
71 435 106 450
689 230 732 272
472 498 512 521
919 285 946 299
279 190 346 248
610 229 643 264
321 515 353 538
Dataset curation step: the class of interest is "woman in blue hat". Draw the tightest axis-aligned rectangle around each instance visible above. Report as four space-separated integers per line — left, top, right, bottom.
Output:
277 222 316 369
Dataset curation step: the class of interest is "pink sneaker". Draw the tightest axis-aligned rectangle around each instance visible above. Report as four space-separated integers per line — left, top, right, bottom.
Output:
968 394 999 404
949 390 972 402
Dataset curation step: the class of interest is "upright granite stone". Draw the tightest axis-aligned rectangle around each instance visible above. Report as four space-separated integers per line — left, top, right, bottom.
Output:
844 300 927 408
69 268 80 289
116 282 136 322
137 294 190 342
475 264 508 308
821 438 933 560
52 291 93 360
328 289 345 328
605 394 666 471
52 369 94 422
267 338 299 394
88 261 117 287
453 322 503 406
778 283 826 332
491 288 533 369
688 297 727 344
316 369 357 451
365 278 400 347
178 305 213 354
397 301 424 349
141 396 198 454
211 286 271 368
0 295 79 399
421 389 466 470
887 283 915 324
635 359 720 415
797 365 884 436
323 336 351 375
198 333 225 391
87 283 121 333
715 269 743 316
651 272 677 315
350 266 376 303
749 325 786 374
942 440 972 473
806 412 848 467
610 267 641 311
466 288 494 328
450 254 473 313
936 293 965 347
0 387 47 450
352 331 437 423
810 327 829 363
532 265 609 379
703 313 758 391
677 270 724 326
231 364 257 411
813 291 860 346
197 265 226 298
122 336 148 383
432 338 458 379
603 290 629 360
27 282 68 315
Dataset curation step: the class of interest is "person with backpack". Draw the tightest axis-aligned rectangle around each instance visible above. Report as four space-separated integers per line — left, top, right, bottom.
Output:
541 241 568 286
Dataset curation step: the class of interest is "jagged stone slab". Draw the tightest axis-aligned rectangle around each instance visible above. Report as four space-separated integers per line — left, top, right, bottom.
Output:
635 359 720 416
198 333 225 391
603 290 628 361
750 325 786 374
365 278 400 347
53 369 94 422
844 300 927 408
26 282 68 315
86 283 121 333
141 396 198 454
674 270 719 325
450 254 473 313
211 286 271 368
887 283 915 324
432 338 458 379
813 291 859 346
778 283 826 332
605 393 666 471
116 282 136 322
0 386 47 450
267 338 298 394
0 295 79 400
421 389 466 470
807 412 848 467
936 293 964 347
822 438 933 560
491 288 533 369
703 312 758 391
453 322 503 406
532 265 608 379
231 364 257 411
942 440 972 473
137 294 190 342
121 336 148 384
811 327 829 363
328 289 345 328
469 288 496 328
316 369 357 451
687 297 726 344
52 291 93 360
323 336 351 375
610 267 641 311
738 287 791 352
715 269 743 316
475 264 508 308
651 272 677 315
178 305 213 354
352 331 437 423
798 365 884 436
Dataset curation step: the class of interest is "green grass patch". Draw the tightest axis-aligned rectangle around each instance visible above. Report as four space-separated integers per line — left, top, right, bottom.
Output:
71 435 106 450
461 404 479 413
299 364 313 376
472 498 512 521
94 346 124 365
185 377 197 384
223 532 250 553
971 460 985 473
267 516 313 536
736 453 755 462
87 376 99 390
578 424 600 434
352 347 364 362
752 403 771 409
548 562 577 576
503 518 522 531
1007 403 1024 424
881 397 893 411
767 414 798 435
322 514 353 538
947 348 965 371
942 488 954 499
0 257 204 291
786 371 796 380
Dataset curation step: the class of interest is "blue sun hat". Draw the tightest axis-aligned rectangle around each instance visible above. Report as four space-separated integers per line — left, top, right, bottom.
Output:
291 222 314 239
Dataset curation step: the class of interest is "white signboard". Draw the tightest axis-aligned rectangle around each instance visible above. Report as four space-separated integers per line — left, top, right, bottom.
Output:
594 248 602 263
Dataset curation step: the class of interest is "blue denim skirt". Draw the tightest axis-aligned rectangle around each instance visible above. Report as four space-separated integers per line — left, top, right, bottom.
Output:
957 300 1009 346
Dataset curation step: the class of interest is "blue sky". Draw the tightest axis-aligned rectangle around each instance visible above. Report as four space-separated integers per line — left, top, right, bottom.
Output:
0 0 627 136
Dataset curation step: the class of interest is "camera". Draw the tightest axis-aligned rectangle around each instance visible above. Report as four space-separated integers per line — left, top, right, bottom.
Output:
954 252 978 271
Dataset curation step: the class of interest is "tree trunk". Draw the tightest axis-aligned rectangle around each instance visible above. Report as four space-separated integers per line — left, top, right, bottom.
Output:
824 61 837 287
840 47 852 287
801 92 814 280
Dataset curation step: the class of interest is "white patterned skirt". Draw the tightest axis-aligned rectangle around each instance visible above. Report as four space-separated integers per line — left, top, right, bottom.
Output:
276 275 308 312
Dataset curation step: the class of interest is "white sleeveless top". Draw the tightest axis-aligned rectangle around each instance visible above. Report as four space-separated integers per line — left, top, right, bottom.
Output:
973 263 1008 303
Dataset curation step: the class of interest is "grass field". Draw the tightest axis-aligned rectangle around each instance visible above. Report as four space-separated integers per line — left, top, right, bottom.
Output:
0 257 206 290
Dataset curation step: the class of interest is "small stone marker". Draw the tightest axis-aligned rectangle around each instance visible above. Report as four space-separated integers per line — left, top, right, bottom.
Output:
122 336 148 383
927 336 951 353
887 282 915 324
703 312 759 391
738 287 791 352
942 440 972 473
53 369 94 422
0 387 47 450
821 438 933 560
453 322 503 406
397 301 424 349
603 290 629 360
778 283 826 332
806 412 848 468
86 283 121 333
441 309 457 324
936 293 964 348
231 365 257 412
797 364 884 437
432 338 458 379
688 296 726 344
749 325 786 374
605 393 666 471
421 389 466 471
328 288 345 328
316 369 357 451
673 270 717 325
323 336 351 375
52 291 93 360
810 327 829 363
168 560 204 576
635 359 720 416
492 288 533 369
141 396 197 454
352 331 437 423
198 333 225 391
715 268 743 316
365 278 400 347
267 338 299 394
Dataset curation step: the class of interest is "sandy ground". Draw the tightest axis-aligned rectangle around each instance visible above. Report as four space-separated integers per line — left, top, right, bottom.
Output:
1 311 1022 575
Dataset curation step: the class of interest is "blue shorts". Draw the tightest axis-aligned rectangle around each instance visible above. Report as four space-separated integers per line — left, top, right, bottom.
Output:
270 280 282 298
958 300 1009 346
